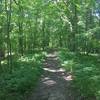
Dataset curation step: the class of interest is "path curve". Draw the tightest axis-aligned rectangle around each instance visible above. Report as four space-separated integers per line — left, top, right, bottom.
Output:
27 52 75 100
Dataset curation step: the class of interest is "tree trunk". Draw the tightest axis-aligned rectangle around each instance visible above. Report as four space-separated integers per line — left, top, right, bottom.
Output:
5 0 12 69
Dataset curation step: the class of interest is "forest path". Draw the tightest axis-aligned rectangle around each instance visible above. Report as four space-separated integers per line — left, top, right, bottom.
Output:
27 51 75 100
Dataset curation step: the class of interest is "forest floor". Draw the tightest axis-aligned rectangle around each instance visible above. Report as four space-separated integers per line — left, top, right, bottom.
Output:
27 51 75 100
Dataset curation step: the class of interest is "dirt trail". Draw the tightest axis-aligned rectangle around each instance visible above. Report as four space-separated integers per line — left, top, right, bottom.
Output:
27 52 75 100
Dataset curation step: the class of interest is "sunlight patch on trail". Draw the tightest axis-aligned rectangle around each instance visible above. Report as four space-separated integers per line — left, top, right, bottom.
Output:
63 75 73 81
46 52 57 57
42 77 57 86
43 68 66 73
43 80 57 86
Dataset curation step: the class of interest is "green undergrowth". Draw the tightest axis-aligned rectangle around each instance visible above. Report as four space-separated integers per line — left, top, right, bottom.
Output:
59 50 100 100
0 52 46 100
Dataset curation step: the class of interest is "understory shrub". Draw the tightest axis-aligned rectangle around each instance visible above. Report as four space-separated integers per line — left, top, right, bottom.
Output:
0 52 45 100
59 50 100 100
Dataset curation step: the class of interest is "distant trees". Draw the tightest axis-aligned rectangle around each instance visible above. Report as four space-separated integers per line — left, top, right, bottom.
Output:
0 0 100 71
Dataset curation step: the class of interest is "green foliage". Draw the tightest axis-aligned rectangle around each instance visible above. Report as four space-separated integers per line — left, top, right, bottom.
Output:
75 27 100 54
0 53 44 100
0 0 100 99
59 50 100 99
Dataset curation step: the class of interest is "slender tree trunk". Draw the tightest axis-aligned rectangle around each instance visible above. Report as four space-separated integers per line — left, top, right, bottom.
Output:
70 1 78 51
5 0 12 69
42 19 46 50
18 1 24 56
